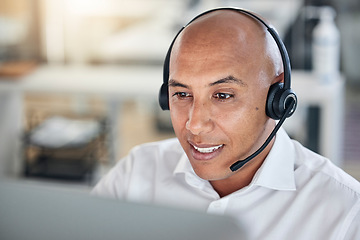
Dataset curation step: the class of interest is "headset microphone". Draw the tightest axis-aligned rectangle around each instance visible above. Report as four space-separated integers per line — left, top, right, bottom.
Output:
230 99 296 172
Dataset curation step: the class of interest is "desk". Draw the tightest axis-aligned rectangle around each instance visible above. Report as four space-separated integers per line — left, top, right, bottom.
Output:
0 64 162 177
0 66 344 177
18 65 160 97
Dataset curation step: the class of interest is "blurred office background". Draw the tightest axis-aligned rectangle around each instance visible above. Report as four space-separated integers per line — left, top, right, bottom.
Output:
0 0 359 189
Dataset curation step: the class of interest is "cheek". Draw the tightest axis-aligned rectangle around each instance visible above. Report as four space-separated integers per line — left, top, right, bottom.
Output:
216 112 245 137
215 106 265 140
170 108 187 133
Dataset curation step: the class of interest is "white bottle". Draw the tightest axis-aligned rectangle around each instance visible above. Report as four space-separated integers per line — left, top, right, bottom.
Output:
312 6 340 83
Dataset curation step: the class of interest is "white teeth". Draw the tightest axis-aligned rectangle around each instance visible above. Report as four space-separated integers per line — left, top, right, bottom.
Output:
193 144 223 153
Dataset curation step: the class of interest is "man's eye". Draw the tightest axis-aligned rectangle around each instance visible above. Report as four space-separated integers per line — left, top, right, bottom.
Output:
173 92 191 98
214 93 233 100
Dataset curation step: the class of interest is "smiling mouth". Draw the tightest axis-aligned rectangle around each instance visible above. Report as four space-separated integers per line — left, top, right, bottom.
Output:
192 144 224 153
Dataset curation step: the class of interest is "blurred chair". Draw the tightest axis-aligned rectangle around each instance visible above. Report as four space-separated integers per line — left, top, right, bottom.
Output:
22 107 108 183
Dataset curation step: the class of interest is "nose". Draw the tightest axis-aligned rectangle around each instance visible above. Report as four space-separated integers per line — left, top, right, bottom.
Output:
185 100 214 135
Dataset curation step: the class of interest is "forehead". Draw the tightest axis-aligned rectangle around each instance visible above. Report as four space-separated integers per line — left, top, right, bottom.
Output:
168 11 268 86
168 38 262 88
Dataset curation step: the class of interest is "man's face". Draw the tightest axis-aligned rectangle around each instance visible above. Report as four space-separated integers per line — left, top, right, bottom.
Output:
168 25 274 181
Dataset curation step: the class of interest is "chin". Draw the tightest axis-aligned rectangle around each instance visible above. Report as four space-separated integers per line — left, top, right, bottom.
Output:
192 166 232 181
185 152 233 181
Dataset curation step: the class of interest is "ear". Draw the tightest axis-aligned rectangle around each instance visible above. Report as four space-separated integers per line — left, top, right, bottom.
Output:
272 72 284 85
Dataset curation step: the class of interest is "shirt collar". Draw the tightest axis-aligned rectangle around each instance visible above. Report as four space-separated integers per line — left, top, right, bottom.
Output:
174 154 214 192
251 127 296 191
174 153 192 176
173 127 296 191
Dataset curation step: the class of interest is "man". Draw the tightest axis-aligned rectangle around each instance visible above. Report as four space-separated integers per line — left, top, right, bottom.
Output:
92 8 360 240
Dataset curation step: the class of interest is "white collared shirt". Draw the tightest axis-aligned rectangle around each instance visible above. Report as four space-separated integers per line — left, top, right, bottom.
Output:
92 128 360 240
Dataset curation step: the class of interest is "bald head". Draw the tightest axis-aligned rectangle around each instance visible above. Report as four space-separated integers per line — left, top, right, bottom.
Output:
169 9 283 84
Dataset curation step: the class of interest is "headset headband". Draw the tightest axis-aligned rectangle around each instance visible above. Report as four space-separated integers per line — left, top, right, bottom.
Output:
162 7 291 90
158 7 297 171
159 7 296 119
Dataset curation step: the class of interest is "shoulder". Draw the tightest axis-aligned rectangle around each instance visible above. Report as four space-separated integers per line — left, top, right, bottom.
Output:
113 137 184 176
91 138 184 198
291 140 360 237
130 138 182 154
292 140 360 198
128 138 183 162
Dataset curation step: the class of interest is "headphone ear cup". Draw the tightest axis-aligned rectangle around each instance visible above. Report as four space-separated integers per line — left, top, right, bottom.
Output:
266 83 297 120
266 83 283 120
159 41 171 111
158 83 169 110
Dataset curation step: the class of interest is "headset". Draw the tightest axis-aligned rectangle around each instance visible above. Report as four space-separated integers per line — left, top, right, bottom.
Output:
158 7 297 172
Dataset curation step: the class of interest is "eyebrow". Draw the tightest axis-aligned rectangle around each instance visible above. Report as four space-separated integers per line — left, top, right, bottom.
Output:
209 75 247 87
168 79 189 89
168 75 246 88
